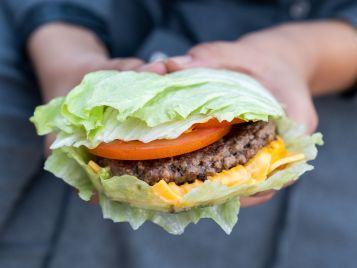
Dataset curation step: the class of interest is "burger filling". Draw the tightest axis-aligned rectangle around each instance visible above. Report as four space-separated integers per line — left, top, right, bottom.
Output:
97 121 276 185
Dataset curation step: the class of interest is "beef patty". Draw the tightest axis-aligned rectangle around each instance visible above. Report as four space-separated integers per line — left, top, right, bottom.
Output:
97 121 276 185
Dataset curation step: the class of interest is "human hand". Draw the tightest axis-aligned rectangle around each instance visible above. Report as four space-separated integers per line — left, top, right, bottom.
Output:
27 23 148 102
155 27 320 207
164 37 318 133
27 23 168 157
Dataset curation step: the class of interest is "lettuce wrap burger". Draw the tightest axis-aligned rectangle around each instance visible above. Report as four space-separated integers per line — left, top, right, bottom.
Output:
30 68 322 234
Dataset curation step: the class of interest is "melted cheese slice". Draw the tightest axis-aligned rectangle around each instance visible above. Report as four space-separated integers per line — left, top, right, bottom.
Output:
208 165 251 187
152 180 182 204
88 160 101 173
245 150 271 182
151 137 305 205
269 153 304 172
152 180 204 205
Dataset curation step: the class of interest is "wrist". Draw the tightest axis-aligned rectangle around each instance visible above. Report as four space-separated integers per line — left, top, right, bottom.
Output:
268 24 320 86
28 22 108 70
238 24 319 86
28 23 108 100
241 21 357 96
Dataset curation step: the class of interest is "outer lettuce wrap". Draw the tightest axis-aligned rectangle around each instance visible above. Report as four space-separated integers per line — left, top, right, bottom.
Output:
31 68 322 234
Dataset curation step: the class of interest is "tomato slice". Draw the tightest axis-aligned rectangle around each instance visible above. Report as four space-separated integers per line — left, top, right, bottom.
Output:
193 118 244 129
89 126 231 160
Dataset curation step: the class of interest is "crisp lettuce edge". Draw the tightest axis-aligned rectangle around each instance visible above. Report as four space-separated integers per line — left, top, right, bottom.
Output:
31 68 285 148
44 117 323 235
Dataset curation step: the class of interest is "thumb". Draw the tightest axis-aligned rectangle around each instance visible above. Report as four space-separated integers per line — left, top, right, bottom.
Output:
166 55 217 72
165 55 193 72
166 53 219 72
166 42 231 72
166 55 219 73
101 58 144 71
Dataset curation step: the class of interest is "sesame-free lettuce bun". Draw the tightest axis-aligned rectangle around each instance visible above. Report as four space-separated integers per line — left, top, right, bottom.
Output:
31 68 322 234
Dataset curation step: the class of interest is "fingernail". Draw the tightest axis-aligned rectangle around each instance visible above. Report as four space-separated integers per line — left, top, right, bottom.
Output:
169 55 192 65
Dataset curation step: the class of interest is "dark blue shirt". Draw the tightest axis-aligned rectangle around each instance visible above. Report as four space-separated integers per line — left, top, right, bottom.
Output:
0 1 356 267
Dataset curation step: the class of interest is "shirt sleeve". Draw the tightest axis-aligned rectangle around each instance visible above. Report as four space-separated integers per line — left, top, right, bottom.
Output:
330 1 357 98
4 0 113 51
334 2 357 29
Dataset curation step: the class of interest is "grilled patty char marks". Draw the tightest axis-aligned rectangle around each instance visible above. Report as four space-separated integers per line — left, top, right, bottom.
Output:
97 121 276 185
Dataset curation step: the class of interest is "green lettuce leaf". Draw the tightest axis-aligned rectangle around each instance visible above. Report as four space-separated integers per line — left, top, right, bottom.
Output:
30 68 284 148
100 194 240 235
32 68 322 234
44 117 323 234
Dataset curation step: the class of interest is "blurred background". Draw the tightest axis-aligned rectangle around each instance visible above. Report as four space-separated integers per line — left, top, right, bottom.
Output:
0 0 356 268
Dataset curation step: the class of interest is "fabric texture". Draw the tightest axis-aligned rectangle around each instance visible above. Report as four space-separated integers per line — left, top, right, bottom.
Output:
1 0 356 267
5 0 112 52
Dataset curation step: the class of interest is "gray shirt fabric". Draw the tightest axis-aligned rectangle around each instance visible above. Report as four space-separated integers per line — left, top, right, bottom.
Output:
0 1 356 268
